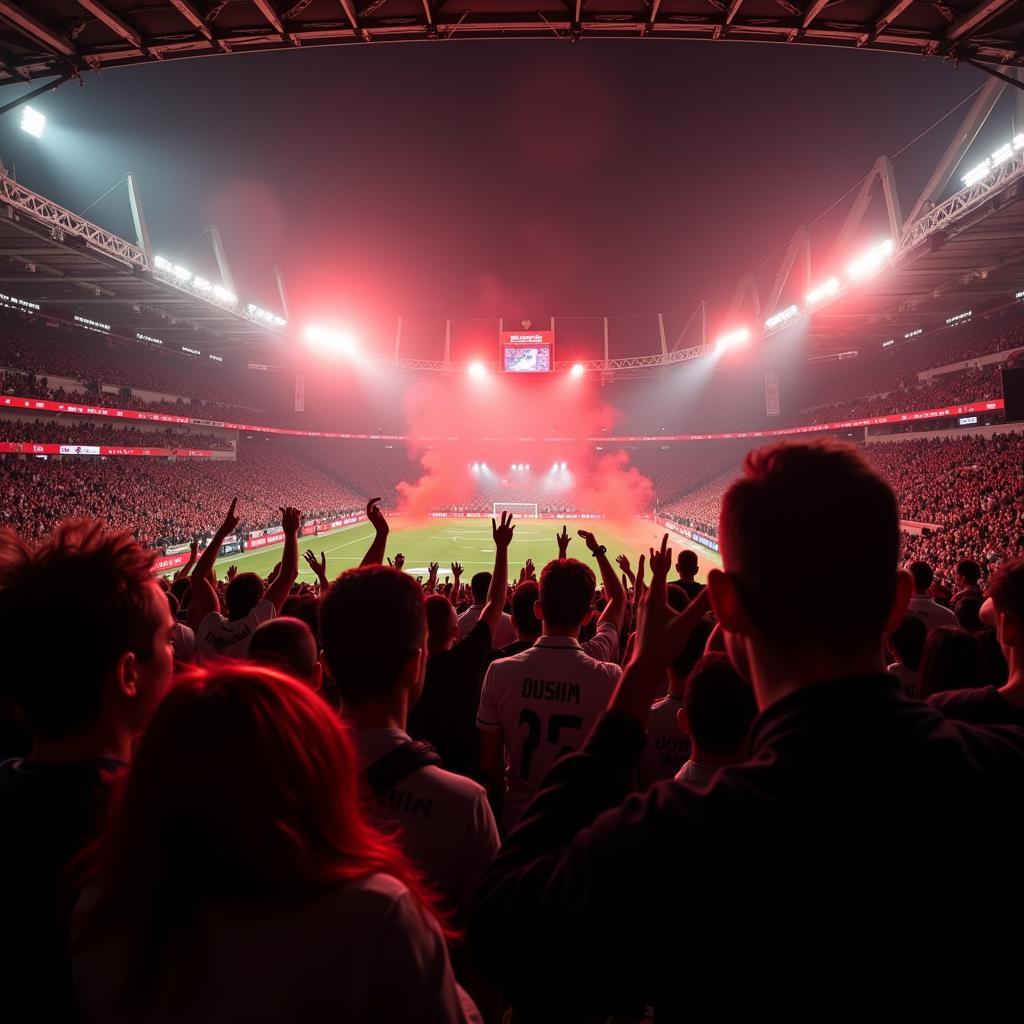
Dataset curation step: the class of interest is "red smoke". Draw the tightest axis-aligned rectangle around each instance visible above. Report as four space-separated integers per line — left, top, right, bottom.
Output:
395 373 653 523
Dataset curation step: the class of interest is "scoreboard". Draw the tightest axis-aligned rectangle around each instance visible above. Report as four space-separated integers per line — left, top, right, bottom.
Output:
500 331 554 374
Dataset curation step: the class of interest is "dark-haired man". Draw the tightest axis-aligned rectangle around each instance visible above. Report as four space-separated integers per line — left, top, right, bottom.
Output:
191 500 301 661
457 570 515 648
906 559 957 632
472 440 1024 1021
929 555 1024 728
408 516 515 779
248 616 322 692
476 541 622 830
0 521 175 1022
673 548 704 602
320 563 499 925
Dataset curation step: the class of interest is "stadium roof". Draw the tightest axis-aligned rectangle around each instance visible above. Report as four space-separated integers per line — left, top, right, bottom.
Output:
0 168 287 354
0 1 1021 86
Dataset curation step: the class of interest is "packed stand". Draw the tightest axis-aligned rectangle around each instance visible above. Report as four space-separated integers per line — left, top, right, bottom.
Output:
0 417 234 451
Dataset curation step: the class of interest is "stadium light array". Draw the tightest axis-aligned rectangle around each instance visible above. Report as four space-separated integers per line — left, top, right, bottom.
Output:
74 314 109 333
0 291 40 312
1016 289 1024 300
962 133 1024 187
714 327 750 354
468 361 487 379
570 362 585 378
847 239 893 281
304 324 357 356
904 328 922 339
764 304 799 332
182 346 202 356
246 303 287 329
806 277 841 306
137 333 163 345
20 106 45 138
946 310 972 326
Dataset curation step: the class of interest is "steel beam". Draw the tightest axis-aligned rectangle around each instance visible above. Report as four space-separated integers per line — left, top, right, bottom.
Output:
724 0 744 25
764 227 810 317
800 0 829 30
207 225 236 296
167 0 229 52
0 2 76 57
76 1 143 50
252 0 287 36
947 0 1017 43
902 74 1005 236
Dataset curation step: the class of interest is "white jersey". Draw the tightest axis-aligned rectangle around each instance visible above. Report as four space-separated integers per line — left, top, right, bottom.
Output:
351 728 500 924
906 596 958 634
636 695 691 789
457 605 516 649
580 619 620 665
887 661 921 699
477 635 620 830
197 599 275 661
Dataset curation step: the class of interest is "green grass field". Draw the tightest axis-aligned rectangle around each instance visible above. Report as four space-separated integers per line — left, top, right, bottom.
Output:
199 517 722 584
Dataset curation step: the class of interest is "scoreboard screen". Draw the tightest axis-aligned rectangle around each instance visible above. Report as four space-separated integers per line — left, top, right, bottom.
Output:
500 331 554 373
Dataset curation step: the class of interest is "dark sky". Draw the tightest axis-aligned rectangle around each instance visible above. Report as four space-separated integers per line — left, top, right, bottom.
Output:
0 42 1007 357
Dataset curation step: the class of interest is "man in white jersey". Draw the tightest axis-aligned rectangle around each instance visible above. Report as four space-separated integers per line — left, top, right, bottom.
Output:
906 559 957 633
477 551 621 831
321 558 500 926
458 571 516 648
190 500 301 661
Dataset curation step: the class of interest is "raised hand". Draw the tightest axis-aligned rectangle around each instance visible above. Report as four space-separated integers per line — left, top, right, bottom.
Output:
492 511 515 549
189 537 200 560
303 549 328 583
616 553 634 580
556 525 571 558
280 506 301 535
220 497 240 535
366 497 389 535
226 565 238 581
577 529 601 554
451 561 463 579
524 557 536 580
387 553 406 571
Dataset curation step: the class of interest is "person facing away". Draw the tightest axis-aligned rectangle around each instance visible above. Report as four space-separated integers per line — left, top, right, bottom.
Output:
929 555 1024 728
918 625 990 699
408 515 514 780
673 548 705 602
905 559 958 633
457 571 515 648
886 612 928 698
476 556 622 831
70 665 480 1024
0 520 175 1024
247 616 323 692
470 439 1024 1022
321 565 500 927
674 653 758 786
190 500 301 661
952 557 984 606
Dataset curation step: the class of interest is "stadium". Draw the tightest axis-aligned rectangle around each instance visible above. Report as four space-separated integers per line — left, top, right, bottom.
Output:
2 4 1024 1022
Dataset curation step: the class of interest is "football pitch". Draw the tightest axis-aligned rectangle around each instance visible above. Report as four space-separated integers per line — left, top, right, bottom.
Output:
199 517 723 585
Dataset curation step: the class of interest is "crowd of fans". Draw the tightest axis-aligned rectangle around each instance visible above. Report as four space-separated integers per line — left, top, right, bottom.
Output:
3 440 1023 1023
0 439 362 548
0 417 234 451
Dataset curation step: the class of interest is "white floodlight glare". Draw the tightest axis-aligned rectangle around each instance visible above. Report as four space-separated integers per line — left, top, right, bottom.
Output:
560 462 567 471
962 159 992 188
904 328 922 339
468 361 487 379
192 277 212 292
714 327 751 354
764 304 800 332
570 362 585 378
212 285 237 305
305 325 356 356
847 239 893 281
946 310 972 326
1017 290 1024 300
20 106 45 138
805 277 841 306
962 132 1024 188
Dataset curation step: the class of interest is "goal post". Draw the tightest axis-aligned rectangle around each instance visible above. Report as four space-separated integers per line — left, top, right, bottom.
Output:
493 502 538 519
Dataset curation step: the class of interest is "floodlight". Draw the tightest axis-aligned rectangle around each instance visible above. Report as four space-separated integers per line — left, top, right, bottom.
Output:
570 363 585 378
304 324 356 356
714 327 751 354
468 361 487 379
805 277 841 306
962 159 991 188
847 239 893 281
20 106 45 139
560 462 567 471
764 305 800 332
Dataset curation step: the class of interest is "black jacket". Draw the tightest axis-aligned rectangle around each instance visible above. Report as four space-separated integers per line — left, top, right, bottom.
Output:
471 674 1024 1021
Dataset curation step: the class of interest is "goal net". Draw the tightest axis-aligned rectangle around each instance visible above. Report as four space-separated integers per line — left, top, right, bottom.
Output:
493 502 538 519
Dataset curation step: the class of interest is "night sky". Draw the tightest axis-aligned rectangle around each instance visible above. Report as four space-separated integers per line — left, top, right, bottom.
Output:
0 42 1006 358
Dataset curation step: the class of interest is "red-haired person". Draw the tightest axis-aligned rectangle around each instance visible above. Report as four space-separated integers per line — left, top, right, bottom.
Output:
71 665 479 1023
0 521 175 1023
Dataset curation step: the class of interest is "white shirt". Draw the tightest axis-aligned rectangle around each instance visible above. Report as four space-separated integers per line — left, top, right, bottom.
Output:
906 595 958 634
675 760 718 787
73 874 480 1024
637 695 691 789
197 598 275 661
458 604 515 648
477 635 621 830
581 619 620 665
351 728 500 924
887 661 920 699
171 622 196 665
